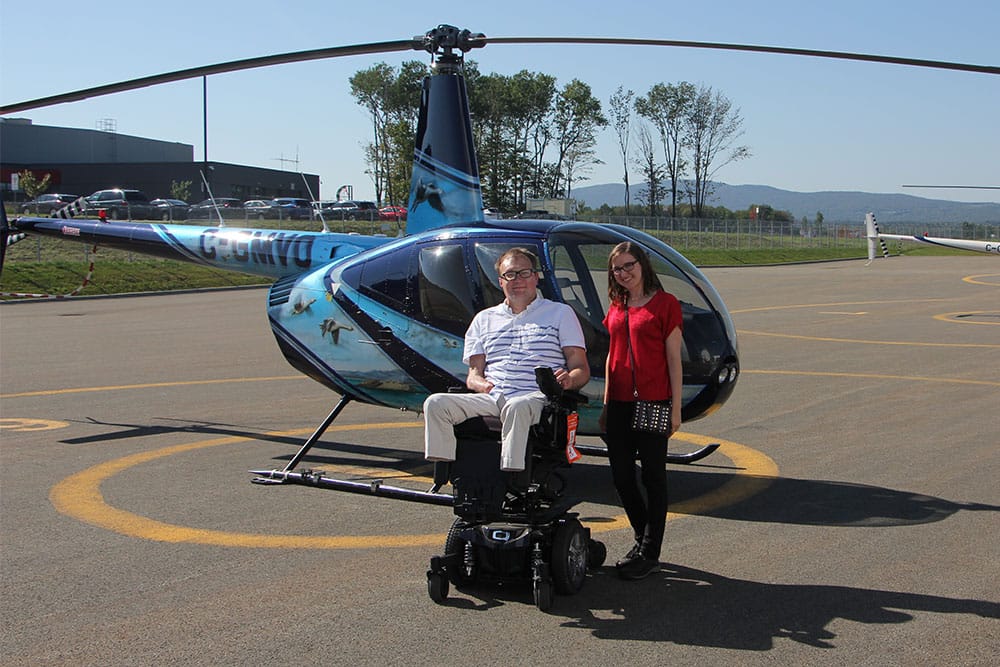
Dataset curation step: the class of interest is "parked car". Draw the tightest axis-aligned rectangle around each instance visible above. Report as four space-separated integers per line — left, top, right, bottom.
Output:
378 205 408 221
84 189 157 220
312 200 338 216
268 197 313 220
243 199 272 219
326 200 379 221
188 198 244 220
150 198 190 221
483 207 502 220
19 193 80 215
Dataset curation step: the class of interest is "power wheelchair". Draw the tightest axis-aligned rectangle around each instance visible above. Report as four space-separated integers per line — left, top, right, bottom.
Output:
426 367 607 611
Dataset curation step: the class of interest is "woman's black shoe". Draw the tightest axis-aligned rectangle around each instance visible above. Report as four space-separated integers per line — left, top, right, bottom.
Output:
618 557 660 580
615 542 643 569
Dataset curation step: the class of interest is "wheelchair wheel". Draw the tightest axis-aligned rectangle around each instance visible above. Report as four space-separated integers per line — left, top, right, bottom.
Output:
427 571 449 604
444 518 476 586
551 518 588 595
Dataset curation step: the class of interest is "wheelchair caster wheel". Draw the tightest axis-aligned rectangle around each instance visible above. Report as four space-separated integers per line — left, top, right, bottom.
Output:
427 571 449 604
588 539 607 569
533 579 553 611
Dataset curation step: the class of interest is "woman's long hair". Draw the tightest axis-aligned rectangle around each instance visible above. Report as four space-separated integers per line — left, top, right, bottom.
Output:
607 241 663 305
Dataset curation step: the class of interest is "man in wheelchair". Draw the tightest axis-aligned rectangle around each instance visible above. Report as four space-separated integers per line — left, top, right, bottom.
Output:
423 247 589 473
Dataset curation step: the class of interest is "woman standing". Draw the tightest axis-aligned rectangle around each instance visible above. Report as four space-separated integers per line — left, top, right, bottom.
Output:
600 241 684 580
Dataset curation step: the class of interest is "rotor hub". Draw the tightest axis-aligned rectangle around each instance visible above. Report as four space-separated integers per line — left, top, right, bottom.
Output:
413 24 486 69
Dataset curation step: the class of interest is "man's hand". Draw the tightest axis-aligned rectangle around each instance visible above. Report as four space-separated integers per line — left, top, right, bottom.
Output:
466 354 494 393
554 367 573 390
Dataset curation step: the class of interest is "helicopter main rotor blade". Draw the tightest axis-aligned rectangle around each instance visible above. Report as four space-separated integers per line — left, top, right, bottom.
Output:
3 31 997 115
0 39 420 114
484 36 999 76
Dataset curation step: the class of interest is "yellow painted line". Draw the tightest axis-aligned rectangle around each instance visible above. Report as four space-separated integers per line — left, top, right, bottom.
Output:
738 329 1000 349
0 418 70 431
933 311 1000 326
1 376 305 399
743 369 1000 387
730 298 948 314
963 274 1000 287
49 422 777 549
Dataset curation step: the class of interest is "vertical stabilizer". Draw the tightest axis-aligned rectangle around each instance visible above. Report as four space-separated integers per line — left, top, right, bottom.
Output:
864 212 889 264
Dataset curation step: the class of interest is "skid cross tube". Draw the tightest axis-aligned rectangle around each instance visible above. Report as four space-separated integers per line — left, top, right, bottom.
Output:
251 395 352 485
283 394 352 472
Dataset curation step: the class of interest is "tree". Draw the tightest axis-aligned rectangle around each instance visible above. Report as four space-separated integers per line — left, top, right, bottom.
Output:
635 82 694 218
685 85 751 218
467 68 554 211
609 86 634 214
350 61 427 205
548 79 607 198
170 180 192 202
632 123 665 216
813 210 826 237
18 170 51 205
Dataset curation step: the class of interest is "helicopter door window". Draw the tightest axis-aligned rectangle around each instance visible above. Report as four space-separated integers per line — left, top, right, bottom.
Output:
415 244 476 337
357 249 410 312
546 238 614 376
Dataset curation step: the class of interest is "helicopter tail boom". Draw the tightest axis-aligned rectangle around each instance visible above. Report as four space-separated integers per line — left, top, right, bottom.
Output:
8 215 390 280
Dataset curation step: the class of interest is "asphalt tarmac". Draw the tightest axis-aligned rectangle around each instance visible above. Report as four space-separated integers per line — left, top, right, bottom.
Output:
2 256 998 666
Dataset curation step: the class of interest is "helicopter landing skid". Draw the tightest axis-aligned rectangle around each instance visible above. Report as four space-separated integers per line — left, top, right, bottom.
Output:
574 442 720 464
250 466 455 506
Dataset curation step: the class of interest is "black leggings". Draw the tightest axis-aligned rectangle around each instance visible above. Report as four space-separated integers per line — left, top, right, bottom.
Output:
605 400 669 560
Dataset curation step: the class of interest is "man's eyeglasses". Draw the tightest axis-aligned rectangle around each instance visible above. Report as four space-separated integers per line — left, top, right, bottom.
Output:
499 268 537 281
611 260 639 274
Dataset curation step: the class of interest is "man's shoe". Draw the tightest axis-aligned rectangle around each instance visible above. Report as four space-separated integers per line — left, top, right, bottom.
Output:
618 557 660 580
615 542 643 569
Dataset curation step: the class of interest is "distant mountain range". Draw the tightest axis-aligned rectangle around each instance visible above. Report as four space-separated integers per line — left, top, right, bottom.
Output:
572 182 1000 224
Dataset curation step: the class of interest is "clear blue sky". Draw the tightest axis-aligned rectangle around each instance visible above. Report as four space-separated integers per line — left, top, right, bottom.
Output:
2 0 998 204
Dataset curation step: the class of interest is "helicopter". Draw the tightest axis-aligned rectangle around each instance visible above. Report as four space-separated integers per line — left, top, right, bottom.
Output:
865 212 1000 260
3 25 996 486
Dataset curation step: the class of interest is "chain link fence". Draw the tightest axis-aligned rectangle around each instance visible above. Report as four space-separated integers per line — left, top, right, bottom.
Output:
5 209 997 262
577 215 998 252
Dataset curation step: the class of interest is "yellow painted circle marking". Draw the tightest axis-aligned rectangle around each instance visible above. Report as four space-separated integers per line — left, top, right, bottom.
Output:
0 418 70 432
933 311 1000 326
50 422 777 549
963 273 1000 287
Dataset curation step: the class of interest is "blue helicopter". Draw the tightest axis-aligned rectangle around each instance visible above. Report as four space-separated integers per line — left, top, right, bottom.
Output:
16 24 993 483
1 26 743 476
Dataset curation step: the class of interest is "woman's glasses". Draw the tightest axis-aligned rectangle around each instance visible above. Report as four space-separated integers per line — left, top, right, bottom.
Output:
611 260 639 274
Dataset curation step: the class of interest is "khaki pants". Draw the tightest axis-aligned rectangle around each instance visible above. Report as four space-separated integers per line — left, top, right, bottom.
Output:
423 391 546 472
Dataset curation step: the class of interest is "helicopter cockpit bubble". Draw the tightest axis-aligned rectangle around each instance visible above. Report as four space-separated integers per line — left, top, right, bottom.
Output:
279 221 737 433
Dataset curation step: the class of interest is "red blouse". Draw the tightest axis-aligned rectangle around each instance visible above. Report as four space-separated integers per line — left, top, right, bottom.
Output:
603 290 683 402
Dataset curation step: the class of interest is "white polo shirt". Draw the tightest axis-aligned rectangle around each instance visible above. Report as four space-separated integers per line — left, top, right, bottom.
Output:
463 296 586 399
